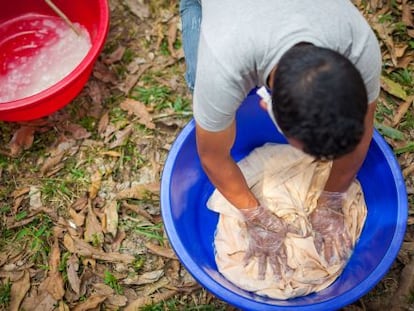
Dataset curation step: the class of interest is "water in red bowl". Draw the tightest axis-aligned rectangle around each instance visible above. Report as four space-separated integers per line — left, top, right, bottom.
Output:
0 0 109 121
0 14 92 102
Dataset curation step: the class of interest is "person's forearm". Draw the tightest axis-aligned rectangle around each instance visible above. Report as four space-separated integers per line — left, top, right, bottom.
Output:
324 102 376 192
196 122 259 209
200 153 259 209
324 146 368 192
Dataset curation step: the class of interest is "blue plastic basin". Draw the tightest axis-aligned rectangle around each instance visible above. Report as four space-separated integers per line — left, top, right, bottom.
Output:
160 91 408 311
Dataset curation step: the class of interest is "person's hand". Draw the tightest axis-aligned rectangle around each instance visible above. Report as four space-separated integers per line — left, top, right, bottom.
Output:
309 191 352 265
240 205 288 280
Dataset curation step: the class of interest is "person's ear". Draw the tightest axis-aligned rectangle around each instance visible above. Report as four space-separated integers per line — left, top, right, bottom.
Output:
259 98 267 111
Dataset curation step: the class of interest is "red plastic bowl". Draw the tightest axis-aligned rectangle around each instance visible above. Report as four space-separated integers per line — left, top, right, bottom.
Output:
0 0 110 121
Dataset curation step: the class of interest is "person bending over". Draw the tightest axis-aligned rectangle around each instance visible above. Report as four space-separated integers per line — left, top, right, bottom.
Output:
179 0 381 279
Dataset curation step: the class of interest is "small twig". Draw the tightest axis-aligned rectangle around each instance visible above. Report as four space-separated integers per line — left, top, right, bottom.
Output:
152 111 193 121
44 0 81 36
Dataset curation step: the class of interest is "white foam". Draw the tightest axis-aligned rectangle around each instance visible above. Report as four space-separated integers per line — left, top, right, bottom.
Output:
0 18 92 103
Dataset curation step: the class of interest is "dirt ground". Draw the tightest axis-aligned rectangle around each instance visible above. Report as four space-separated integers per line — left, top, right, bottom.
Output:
0 0 413 310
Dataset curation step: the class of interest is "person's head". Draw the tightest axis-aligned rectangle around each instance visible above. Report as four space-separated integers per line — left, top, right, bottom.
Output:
270 43 368 159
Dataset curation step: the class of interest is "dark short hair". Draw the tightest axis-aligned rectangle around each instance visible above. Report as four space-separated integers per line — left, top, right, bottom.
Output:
271 43 368 159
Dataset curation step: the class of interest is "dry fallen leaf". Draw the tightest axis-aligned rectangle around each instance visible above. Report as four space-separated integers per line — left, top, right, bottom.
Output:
145 242 177 259
403 163 414 178
402 0 414 28
119 63 152 94
93 60 118 84
396 50 414 69
107 124 133 149
116 182 160 200
111 230 127 252
67 254 81 295
106 294 128 307
122 202 155 223
164 259 181 286
11 187 30 198
167 16 179 58
103 200 118 237
44 237 65 300
58 301 70 311
20 290 56 311
122 269 164 286
40 139 77 176
72 295 107 311
100 150 122 157
88 170 102 199
84 201 104 244
69 207 86 227
371 14 397 65
8 126 35 157
104 46 126 64
394 44 408 59
381 75 408 100
92 284 128 307
391 256 414 309
392 96 414 126
87 80 103 106
9 270 31 311
63 234 135 263
368 0 389 11
120 98 155 129
124 290 177 311
63 123 91 140
142 277 171 296
29 186 42 210
123 0 150 20
98 111 109 135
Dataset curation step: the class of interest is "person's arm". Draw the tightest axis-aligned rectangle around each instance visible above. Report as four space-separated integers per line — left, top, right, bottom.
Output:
310 101 377 264
196 120 291 278
324 101 377 192
196 121 259 209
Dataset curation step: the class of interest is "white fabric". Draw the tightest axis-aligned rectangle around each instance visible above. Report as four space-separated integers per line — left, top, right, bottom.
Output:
207 143 367 299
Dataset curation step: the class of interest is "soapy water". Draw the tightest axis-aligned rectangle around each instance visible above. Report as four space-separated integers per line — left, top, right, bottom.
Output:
0 16 91 103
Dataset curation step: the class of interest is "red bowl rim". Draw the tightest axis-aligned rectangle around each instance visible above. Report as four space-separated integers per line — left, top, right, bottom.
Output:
0 0 110 112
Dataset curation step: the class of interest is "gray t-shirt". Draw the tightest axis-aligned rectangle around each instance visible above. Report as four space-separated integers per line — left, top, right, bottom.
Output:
193 0 382 132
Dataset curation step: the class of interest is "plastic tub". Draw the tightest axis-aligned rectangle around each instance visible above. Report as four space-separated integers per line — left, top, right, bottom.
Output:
161 92 408 311
0 0 110 121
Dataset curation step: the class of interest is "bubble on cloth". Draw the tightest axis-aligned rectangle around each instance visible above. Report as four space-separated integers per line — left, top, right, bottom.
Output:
0 17 91 103
207 143 367 300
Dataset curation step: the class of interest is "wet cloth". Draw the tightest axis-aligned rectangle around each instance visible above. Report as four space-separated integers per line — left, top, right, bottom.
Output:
207 143 367 299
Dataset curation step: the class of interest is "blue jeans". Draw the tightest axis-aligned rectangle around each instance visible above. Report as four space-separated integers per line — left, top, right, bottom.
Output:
179 0 201 92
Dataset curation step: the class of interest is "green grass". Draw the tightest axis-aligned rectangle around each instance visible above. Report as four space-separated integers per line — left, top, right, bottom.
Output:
132 255 146 272
378 12 395 24
122 48 136 64
159 39 171 56
10 214 53 265
0 155 8 170
399 110 414 132
0 280 11 309
109 106 129 123
132 83 191 114
0 205 11 215
133 85 171 107
140 299 228 311
104 270 123 295
170 96 191 113
390 68 413 89
58 251 71 283
40 177 75 205
134 223 165 245
78 116 97 133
